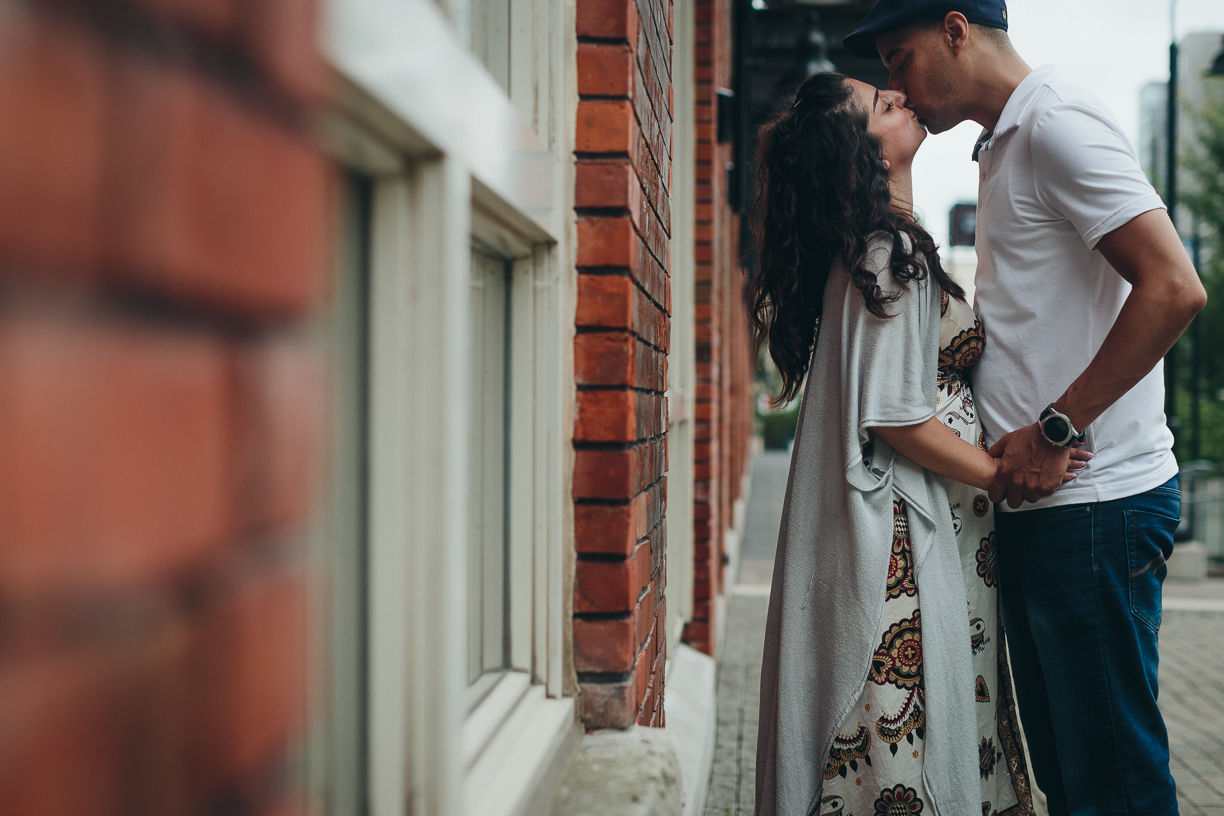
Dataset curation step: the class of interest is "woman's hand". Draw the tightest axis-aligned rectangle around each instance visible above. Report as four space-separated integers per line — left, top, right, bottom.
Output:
1063 441 1093 483
987 428 1097 507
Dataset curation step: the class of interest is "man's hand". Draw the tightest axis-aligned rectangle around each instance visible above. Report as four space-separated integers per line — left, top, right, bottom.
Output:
987 425 1092 508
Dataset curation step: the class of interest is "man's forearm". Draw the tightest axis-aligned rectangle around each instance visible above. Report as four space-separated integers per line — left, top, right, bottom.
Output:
1054 283 1200 431
1054 210 1206 433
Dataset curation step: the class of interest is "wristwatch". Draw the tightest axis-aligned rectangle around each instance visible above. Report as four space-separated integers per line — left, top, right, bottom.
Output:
1039 403 1086 447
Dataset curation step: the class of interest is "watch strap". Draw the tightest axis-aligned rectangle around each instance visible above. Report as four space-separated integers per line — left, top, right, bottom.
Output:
1039 403 1085 447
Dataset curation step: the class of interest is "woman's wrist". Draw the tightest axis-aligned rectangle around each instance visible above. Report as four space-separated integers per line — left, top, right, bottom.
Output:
971 449 999 492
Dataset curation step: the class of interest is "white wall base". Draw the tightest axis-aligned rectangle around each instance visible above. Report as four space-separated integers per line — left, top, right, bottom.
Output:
664 644 718 816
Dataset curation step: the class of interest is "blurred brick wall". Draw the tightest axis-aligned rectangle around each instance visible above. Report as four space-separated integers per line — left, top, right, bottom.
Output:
683 0 750 657
572 0 673 729
0 0 328 813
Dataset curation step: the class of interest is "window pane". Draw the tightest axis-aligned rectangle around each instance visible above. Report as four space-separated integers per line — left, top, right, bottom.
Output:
467 244 511 690
471 0 511 92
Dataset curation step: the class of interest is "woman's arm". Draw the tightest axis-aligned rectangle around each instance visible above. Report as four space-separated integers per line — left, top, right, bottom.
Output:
871 418 1090 491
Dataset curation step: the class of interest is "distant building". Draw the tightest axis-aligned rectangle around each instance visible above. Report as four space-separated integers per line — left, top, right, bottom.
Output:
1138 32 1224 234
1139 80 1167 187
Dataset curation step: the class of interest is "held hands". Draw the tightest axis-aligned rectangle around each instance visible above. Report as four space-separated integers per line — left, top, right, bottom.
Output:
987 423 1094 509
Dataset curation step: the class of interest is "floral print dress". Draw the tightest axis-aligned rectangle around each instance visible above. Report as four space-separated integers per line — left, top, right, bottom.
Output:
817 293 1034 816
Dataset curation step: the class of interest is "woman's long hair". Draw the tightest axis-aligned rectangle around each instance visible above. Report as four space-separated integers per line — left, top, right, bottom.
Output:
746 71 963 405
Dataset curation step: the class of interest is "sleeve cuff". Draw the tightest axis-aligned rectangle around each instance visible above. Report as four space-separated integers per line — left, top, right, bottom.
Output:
1082 195 1168 250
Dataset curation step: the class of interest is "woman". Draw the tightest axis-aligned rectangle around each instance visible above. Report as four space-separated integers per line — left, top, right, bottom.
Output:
750 72 1087 816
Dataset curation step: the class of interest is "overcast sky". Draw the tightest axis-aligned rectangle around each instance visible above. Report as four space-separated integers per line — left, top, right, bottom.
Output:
909 0 1224 249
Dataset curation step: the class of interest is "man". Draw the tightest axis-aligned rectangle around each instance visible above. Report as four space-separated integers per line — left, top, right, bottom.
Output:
843 2 1206 815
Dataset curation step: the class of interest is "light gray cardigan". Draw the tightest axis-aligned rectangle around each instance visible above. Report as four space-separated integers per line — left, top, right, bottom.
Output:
754 239 979 816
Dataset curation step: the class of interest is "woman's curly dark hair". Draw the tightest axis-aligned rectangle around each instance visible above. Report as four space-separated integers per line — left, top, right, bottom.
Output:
747 71 963 405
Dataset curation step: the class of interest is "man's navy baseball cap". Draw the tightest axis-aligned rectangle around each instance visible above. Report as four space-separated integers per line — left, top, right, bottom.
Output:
843 0 1009 60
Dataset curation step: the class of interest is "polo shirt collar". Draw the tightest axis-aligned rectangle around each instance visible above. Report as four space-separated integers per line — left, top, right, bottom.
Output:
972 64 1059 162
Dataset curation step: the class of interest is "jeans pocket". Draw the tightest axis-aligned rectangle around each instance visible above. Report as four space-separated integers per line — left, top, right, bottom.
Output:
1125 508 1178 634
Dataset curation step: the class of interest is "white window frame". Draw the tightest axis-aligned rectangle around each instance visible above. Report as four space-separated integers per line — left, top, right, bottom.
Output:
666 0 698 658
316 0 580 814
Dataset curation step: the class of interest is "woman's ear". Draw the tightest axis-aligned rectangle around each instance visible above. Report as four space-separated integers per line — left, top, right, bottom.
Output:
882 159 891 171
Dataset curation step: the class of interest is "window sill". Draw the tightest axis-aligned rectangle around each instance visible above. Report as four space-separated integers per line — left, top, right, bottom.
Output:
463 682 580 816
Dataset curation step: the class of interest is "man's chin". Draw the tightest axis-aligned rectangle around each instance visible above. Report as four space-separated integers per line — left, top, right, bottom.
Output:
920 118 952 135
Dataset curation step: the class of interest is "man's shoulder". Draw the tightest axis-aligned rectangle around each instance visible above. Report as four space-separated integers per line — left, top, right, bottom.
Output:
1018 79 1119 136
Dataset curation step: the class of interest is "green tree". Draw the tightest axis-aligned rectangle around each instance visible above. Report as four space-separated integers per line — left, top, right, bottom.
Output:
1182 80 1224 460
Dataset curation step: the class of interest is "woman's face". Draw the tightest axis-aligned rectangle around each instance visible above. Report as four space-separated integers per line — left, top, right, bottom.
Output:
847 79 926 170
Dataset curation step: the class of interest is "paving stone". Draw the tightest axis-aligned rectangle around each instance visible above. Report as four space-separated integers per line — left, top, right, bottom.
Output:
704 454 1224 816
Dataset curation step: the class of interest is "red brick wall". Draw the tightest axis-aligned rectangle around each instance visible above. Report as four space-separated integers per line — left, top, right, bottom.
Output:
0 1 327 813
573 0 673 730
683 0 752 657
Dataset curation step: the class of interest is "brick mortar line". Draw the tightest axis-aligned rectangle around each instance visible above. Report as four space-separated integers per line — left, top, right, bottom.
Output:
0 277 312 339
575 98 671 217
0 540 306 652
24 0 314 133
572 473 667 500
575 385 667 396
573 149 673 244
582 83 673 214
576 266 672 323
572 433 667 452
573 325 670 355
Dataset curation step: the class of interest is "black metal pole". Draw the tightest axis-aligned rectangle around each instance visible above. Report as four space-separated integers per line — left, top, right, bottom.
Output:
1165 38 1180 450
1192 214 1203 461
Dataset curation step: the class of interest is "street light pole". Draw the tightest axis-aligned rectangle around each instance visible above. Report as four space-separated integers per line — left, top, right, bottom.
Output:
1160 0 1179 452
1165 0 1180 445
1192 214 1202 460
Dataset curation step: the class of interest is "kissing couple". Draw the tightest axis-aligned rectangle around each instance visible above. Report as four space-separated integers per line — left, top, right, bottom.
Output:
750 1 1205 815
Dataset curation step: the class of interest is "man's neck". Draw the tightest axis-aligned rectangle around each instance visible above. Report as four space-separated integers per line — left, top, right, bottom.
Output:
969 53 1033 133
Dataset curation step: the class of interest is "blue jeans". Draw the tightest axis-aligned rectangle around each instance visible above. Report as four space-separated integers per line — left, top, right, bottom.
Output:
994 476 1181 816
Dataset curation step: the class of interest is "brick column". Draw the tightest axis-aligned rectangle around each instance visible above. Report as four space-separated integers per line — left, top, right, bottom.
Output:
0 1 327 812
684 0 736 656
572 0 674 729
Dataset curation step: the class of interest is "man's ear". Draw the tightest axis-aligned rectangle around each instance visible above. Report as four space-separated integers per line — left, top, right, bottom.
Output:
942 11 970 55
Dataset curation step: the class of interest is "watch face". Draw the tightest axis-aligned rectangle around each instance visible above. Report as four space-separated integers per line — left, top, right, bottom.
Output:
1043 415 1070 444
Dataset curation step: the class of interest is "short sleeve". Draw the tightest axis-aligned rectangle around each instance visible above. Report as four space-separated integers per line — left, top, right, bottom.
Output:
1029 103 1167 250
840 238 940 492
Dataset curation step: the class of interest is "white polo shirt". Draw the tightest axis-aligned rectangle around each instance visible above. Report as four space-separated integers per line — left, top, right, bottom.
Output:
971 65 1178 510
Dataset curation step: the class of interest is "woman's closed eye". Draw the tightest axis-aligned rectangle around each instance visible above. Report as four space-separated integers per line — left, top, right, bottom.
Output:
886 101 895 112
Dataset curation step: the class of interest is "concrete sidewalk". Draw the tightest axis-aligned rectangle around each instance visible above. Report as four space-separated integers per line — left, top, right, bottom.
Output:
704 451 1224 816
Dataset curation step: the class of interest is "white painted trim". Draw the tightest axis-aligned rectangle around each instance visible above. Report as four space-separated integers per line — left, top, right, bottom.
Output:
463 671 532 768
322 0 580 810
664 644 718 816
507 252 537 673
307 172 374 816
666 0 698 660
534 247 567 697
366 174 419 816
464 691 581 816
405 159 472 816
325 0 558 232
